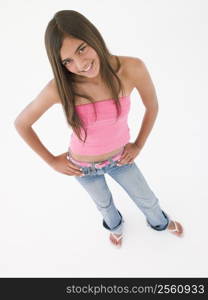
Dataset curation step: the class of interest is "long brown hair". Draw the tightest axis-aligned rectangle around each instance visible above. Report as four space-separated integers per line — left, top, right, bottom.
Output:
44 10 125 142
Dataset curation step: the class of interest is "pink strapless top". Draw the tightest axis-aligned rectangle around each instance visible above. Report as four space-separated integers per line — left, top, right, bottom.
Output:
68 95 131 155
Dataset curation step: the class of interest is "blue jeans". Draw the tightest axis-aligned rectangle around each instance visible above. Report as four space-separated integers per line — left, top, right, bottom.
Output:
72 155 170 235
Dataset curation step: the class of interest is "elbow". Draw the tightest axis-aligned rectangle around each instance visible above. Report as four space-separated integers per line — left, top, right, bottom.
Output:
14 121 22 134
14 117 22 129
155 104 159 112
13 118 30 131
14 119 19 129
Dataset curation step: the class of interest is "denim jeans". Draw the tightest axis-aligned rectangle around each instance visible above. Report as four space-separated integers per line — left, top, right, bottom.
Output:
69 154 170 235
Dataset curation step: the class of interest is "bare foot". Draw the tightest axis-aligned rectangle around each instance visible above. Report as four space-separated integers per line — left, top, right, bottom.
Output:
167 220 184 237
109 233 123 247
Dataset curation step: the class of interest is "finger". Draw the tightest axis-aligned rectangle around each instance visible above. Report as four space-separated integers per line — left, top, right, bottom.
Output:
118 155 131 164
117 157 133 165
66 156 83 171
67 166 83 175
118 154 129 163
63 171 73 176
119 152 128 160
67 163 83 172
64 171 83 177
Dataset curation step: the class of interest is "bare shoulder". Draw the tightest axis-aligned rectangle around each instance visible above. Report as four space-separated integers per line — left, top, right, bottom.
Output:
119 56 158 108
118 56 147 85
119 55 144 69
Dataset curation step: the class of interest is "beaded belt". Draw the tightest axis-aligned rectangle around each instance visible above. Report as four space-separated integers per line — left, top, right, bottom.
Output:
66 148 124 168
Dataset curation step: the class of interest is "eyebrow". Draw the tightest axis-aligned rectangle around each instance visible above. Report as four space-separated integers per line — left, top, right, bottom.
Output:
61 42 85 63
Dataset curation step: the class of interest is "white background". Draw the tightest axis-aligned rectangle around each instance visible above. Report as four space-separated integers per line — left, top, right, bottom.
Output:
1 0 208 277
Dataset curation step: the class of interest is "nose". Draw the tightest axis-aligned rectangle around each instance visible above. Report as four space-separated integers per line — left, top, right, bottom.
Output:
76 59 90 72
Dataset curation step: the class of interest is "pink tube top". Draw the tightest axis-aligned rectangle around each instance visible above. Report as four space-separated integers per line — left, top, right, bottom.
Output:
68 95 131 155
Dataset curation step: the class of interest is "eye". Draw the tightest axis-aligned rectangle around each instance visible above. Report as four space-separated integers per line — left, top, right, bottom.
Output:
79 46 86 53
62 46 87 66
62 59 71 66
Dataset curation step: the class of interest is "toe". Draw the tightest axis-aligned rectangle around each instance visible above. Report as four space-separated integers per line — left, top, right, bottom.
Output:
110 234 116 245
175 221 183 235
110 233 122 246
169 221 184 237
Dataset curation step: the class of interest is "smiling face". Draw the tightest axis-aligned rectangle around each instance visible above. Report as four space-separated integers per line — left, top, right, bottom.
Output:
60 36 101 83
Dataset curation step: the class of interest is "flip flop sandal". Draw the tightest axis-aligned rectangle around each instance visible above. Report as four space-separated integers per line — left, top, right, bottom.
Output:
168 220 179 232
167 220 183 236
110 233 123 248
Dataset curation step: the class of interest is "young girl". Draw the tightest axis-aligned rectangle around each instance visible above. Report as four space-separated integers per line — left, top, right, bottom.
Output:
14 10 183 248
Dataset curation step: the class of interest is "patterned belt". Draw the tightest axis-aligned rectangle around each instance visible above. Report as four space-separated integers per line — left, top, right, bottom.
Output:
66 148 124 168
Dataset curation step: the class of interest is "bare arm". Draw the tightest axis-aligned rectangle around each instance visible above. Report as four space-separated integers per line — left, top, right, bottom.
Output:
128 57 159 150
14 79 61 166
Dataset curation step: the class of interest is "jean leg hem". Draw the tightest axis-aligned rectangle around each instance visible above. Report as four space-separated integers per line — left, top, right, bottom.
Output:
147 210 170 231
102 210 123 233
110 222 124 235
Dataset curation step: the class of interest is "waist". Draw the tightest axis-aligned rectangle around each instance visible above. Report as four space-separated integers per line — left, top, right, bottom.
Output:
67 147 124 168
69 146 124 162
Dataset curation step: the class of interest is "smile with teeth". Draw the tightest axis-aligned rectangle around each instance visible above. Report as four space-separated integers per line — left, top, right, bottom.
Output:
82 61 93 72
